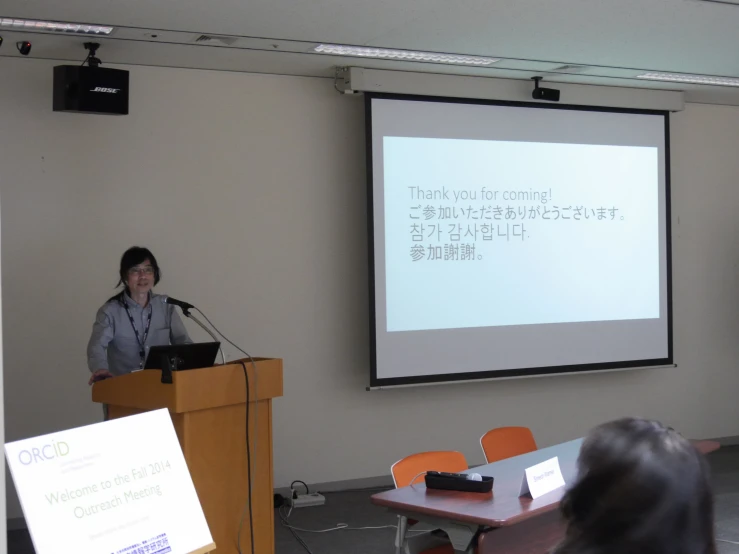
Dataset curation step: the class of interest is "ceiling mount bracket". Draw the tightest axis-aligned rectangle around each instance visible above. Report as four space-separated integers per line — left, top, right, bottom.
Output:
333 66 358 95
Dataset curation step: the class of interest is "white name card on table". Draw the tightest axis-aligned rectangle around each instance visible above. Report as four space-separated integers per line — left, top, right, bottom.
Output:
519 456 566 499
5 409 214 554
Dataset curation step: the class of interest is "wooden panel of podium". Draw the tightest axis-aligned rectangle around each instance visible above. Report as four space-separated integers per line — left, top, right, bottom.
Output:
92 358 283 554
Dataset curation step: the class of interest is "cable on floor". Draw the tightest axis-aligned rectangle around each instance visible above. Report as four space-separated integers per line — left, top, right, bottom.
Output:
278 506 429 534
278 505 316 554
319 485 393 494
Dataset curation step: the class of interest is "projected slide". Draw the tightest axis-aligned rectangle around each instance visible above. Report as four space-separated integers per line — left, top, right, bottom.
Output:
384 137 659 333
368 95 670 385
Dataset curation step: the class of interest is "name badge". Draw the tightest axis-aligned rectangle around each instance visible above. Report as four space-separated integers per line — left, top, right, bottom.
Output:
519 456 566 499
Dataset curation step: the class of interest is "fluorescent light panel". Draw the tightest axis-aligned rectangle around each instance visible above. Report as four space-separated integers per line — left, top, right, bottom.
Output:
637 72 739 87
0 18 113 35
698 0 739 5
314 44 498 66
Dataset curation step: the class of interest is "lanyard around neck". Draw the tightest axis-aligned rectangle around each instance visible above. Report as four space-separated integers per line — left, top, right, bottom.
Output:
123 300 152 369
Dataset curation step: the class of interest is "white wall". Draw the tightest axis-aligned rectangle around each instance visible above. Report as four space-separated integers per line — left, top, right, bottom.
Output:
0 161 6 547
2 57 739 521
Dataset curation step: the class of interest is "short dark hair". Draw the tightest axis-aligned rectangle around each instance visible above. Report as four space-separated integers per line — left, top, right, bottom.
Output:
554 417 716 554
107 247 161 304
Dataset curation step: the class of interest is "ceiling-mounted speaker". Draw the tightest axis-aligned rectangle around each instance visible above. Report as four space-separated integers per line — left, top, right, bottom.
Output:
53 65 129 115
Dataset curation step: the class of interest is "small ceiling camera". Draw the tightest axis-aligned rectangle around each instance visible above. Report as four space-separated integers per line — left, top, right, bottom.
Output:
16 41 32 56
532 76 560 102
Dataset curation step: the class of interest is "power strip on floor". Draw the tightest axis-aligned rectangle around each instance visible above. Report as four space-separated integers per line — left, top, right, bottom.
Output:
287 492 326 508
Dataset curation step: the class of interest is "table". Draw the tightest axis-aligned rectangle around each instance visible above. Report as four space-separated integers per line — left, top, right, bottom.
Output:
372 437 719 554
372 439 582 554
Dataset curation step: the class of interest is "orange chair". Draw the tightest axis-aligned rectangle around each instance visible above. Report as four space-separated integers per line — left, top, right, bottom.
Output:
479 426 537 464
391 450 468 488
390 451 468 554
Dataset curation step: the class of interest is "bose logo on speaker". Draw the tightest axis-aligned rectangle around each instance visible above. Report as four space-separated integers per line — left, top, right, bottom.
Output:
90 87 120 94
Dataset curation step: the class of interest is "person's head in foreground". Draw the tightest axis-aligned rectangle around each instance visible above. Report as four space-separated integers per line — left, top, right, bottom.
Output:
553 417 716 554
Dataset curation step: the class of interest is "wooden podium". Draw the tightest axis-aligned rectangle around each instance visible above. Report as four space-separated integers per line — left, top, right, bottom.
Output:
92 358 283 554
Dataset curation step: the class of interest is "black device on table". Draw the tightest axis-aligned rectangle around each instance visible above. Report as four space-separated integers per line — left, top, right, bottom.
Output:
144 342 221 384
425 471 494 493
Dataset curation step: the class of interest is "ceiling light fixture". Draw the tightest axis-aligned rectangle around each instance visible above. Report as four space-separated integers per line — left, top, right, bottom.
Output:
696 0 739 5
637 72 739 87
313 44 498 66
0 18 114 35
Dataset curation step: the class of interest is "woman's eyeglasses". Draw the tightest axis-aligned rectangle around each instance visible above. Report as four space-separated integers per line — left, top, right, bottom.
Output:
128 266 154 276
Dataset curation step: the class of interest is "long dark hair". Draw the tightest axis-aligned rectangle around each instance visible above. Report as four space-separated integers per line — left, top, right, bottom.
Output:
107 246 161 304
554 418 716 554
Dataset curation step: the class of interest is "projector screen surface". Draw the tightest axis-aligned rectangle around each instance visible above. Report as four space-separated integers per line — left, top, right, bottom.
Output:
367 94 671 387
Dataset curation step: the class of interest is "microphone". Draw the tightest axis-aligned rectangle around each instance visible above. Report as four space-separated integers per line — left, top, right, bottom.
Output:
162 296 226 365
162 296 195 311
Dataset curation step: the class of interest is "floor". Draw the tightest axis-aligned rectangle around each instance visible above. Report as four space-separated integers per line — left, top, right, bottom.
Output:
8 446 739 553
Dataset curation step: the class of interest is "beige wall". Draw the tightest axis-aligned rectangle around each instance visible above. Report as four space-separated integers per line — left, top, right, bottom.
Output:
0 167 5 545
2 57 739 521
